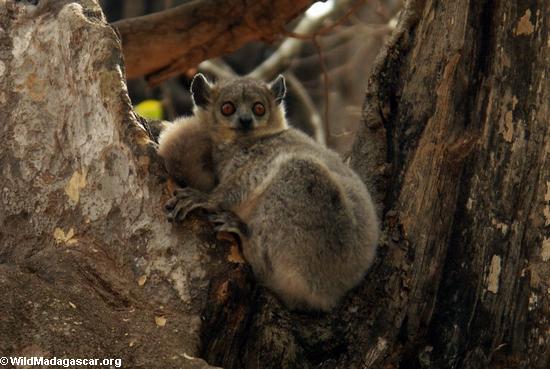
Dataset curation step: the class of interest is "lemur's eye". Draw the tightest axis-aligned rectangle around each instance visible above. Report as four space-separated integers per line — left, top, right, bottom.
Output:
252 102 265 116
221 102 236 116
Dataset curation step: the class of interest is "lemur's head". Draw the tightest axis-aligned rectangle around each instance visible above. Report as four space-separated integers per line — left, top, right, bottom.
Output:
190 74 287 143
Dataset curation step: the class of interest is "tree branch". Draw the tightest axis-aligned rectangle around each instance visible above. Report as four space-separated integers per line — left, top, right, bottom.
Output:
198 59 236 80
113 0 314 84
284 72 326 145
247 0 361 81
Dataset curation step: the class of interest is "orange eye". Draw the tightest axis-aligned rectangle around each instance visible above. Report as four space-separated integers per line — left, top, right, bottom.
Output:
253 102 265 116
221 102 236 116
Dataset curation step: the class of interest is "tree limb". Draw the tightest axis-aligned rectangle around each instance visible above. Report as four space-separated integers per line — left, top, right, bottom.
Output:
284 72 326 145
112 0 314 84
247 0 360 81
198 59 236 80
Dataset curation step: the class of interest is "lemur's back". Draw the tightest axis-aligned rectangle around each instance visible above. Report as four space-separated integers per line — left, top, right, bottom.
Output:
215 128 352 183
218 128 379 311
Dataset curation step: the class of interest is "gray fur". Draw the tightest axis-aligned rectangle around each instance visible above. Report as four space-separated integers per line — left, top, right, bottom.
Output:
157 116 216 191
158 76 379 311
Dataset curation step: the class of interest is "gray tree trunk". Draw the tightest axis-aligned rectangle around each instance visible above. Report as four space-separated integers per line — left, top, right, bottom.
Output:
1 1 548 369
0 2 223 368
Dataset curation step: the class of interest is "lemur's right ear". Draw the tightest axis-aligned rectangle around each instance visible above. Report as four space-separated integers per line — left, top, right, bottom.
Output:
190 73 212 109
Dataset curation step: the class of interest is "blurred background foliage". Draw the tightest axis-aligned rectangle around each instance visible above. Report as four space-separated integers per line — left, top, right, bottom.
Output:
100 0 402 153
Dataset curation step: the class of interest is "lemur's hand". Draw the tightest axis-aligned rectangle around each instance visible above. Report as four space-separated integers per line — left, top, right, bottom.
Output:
165 187 212 222
208 211 250 239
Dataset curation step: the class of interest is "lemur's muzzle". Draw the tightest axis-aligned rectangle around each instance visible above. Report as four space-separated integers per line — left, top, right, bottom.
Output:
238 115 253 131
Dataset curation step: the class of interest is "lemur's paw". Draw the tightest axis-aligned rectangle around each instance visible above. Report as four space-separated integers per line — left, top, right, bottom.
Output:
165 188 210 222
208 211 250 239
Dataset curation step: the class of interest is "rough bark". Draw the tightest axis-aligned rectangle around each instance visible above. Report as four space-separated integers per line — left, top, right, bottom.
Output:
0 2 339 369
350 0 550 368
0 1 227 368
112 0 313 84
2 1 549 369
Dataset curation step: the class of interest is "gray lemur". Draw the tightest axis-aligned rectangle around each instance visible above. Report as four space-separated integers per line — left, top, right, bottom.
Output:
157 74 379 311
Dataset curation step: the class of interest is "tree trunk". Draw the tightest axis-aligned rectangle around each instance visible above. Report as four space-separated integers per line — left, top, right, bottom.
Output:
1 1 548 369
0 2 228 368
350 0 550 368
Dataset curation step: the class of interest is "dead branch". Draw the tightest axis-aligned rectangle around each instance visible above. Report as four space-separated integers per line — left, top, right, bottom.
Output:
198 59 236 80
247 0 366 144
285 72 326 145
113 0 313 85
247 0 363 81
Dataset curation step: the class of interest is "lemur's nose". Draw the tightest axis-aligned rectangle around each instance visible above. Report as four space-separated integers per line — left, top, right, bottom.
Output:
239 115 253 130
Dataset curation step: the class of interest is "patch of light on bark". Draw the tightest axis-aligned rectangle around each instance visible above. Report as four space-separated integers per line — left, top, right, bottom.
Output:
306 0 335 18
486 255 501 294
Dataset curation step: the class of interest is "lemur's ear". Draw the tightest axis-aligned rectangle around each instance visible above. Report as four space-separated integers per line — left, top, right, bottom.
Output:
269 75 286 104
190 73 212 109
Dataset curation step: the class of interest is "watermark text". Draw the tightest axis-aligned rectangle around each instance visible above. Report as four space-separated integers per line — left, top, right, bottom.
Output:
0 356 122 368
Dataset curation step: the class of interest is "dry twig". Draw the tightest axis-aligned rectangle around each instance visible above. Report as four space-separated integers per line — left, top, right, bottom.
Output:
249 0 368 144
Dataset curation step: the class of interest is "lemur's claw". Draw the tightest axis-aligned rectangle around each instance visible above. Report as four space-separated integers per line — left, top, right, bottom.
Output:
165 187 210 222
208 212 250 238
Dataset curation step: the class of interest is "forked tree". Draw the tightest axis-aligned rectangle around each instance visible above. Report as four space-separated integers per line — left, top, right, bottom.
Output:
0 1 548 368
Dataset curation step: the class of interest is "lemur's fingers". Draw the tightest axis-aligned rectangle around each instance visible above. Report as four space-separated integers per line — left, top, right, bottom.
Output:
166 199 196 222
213 223 249 238
208 212 250 238
165 187 194 212
173 187 205 200
165 187 213 222
176 201 202 221
164 196 178 211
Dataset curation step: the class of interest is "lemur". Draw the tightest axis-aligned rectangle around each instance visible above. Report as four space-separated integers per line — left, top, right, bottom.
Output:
157 74 379 311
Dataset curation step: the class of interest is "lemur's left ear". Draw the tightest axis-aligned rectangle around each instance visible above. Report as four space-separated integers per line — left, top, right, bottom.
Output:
269 75 286 105
190 73 212 109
